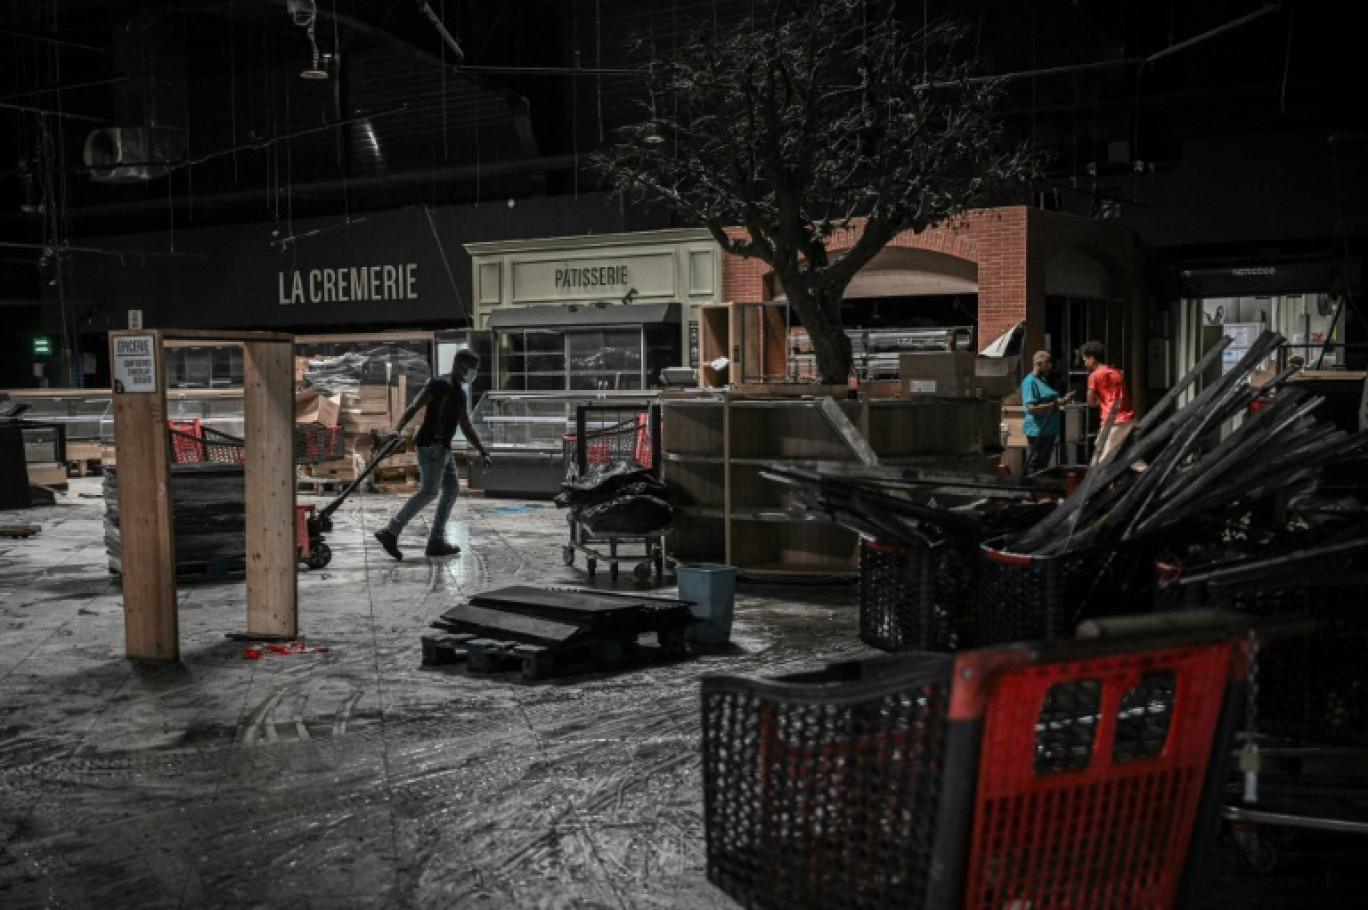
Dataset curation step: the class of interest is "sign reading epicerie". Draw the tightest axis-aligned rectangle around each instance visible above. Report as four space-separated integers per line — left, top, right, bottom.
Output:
113 334 158 394
278 262 419 305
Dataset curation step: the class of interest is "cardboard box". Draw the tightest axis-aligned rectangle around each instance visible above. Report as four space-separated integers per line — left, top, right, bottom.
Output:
356 384 394 415
339 410 391 435
27 463 68 487
974 354 1022 398
295 389 341 426
899 351 976 397
306 456 358 480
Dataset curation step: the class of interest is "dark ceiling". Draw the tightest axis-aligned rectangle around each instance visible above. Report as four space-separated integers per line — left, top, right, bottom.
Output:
1 1 1363 269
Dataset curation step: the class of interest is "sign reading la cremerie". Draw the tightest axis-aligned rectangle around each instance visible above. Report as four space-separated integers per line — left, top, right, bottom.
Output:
278 262 418 305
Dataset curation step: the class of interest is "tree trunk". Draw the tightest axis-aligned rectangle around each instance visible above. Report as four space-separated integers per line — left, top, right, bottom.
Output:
788 284 851 385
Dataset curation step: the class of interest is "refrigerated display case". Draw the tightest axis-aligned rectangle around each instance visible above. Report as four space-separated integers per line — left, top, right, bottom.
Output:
487 302 682 393
466 390 660 498
790 326 974 381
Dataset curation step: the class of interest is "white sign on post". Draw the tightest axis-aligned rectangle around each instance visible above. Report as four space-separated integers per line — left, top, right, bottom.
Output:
128 309 143 330
113 334 158 394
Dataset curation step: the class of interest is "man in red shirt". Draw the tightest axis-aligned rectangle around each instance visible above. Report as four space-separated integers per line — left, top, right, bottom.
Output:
1081 340 1134 464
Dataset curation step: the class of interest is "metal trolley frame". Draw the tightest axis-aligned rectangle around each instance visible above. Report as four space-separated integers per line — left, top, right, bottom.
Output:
560 401 667 581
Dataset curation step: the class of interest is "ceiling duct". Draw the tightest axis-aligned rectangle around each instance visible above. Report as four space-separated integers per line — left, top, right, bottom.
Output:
84 127 184 183
82 14 186 183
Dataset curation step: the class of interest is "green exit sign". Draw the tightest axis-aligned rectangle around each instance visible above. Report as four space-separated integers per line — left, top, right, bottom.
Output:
32 335 52 357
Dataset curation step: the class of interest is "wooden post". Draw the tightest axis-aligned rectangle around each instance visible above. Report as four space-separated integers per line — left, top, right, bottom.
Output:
109 329 179 661
243 340 298 638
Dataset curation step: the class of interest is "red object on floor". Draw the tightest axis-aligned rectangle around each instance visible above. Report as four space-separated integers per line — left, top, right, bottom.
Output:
242 639 329 659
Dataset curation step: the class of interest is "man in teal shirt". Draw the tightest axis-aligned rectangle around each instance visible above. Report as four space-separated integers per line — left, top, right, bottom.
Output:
1021 350 1074 475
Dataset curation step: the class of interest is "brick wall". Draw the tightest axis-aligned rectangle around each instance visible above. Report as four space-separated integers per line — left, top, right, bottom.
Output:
718 206 1147 399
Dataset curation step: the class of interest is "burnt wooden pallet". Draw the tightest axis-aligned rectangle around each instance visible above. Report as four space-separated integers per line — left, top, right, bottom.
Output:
108 558 246 580
296 478 356 494
423 627 687 680
429 585 695 679
464 585 695 635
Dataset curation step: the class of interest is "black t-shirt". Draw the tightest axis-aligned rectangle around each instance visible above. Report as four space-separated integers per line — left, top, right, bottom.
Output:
413 374 468 447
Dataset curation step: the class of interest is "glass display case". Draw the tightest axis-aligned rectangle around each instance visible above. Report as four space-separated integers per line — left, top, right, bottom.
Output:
487 301 682 393
467 390 660 498
0 390 112 442
1 388 246 474
495 325 675 392
164 344 244 388
790 326 974 381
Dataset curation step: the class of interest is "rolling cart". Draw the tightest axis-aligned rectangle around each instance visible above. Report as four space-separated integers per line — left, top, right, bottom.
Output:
560 401 668 581
299 431 406 569
563 524 669 581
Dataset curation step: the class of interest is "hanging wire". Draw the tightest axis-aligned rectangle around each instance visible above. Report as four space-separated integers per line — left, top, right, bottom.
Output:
571 7 580 197
43 2 75 385
596 0 603 143
285 45 294 239
181 14 193 227
440 0 449 159
333 0 349 224
230 0 238 181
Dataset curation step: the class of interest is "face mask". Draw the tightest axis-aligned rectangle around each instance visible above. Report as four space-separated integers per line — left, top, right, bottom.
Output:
461 366 478 384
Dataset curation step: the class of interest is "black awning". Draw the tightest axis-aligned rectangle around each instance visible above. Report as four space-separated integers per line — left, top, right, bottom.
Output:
1176 255 1350 297
487 301 681 329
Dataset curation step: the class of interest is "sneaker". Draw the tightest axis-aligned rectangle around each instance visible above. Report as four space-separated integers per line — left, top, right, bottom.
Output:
374 528 403 561
425 540 461 557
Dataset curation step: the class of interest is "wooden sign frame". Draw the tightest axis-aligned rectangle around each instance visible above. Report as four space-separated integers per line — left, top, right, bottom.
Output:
109 329 296 661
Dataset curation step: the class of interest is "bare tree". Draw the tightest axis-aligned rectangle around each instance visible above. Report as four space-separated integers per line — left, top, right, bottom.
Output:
595 0 1038 384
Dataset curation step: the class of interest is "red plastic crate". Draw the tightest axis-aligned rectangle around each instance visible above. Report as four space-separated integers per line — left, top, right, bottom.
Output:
168 419 209 463
949 637 1246 909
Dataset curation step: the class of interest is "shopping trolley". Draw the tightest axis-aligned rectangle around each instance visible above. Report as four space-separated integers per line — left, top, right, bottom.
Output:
1163 538 1368 872
561 402 667 581
702 609 1278 910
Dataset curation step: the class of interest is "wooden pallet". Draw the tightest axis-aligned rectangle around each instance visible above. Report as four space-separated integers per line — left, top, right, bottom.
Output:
0 523 40 539
296 477 359 494
422 628 685 680
107 558 246 580
426 585 695 679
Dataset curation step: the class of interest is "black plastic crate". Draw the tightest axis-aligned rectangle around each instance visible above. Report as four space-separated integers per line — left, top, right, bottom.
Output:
701 653 954 910
976 536 1151 645
858 538 977 652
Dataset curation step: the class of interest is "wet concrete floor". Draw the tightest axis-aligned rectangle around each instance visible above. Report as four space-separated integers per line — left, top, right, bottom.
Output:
1 477 1365 908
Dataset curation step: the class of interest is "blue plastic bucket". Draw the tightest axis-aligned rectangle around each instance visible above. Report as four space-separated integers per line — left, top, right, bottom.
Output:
677 563 738 645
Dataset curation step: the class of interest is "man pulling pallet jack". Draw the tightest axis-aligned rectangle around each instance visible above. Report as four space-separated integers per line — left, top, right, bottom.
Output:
371 348 494 560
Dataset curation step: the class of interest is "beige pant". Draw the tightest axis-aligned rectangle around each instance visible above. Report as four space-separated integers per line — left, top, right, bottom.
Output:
1092 420 1132 464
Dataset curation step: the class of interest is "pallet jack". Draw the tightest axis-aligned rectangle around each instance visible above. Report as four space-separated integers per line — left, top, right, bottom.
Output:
297 432 407 569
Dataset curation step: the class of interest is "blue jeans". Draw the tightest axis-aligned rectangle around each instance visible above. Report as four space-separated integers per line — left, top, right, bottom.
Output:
385 444 459 543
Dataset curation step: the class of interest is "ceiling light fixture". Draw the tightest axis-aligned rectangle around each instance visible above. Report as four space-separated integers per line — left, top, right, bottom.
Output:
288 0 329 80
